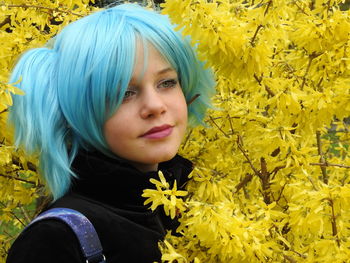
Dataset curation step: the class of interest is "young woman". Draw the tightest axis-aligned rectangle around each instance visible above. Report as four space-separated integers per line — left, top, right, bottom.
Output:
6 3 215 263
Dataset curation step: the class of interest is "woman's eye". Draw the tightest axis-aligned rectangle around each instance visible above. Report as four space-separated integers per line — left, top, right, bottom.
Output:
159 79 178 89
123 90 136 100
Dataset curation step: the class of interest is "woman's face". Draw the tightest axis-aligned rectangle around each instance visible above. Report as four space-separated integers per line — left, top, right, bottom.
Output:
103 44 188 172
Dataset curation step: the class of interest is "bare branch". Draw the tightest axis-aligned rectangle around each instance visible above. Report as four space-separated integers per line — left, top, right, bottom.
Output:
181 129 193 150
227 114 235 136
253 73 262 84
209 116 230 138
235 173 253 193
264 0 273 16
301 52 322 90
310 162 350 169
2 4 84 17
307 176 319 191
327 198 340 246
271 165 286 176
0 173 37 185
290 249 307 259
12 156 37 172
2 228 14 239
260 157 271 204
316 131 328 183
284 255 297 263
251 24 263 46
265 85 275 97
254 74 275 96
19 205 31 223
294 1 310 16
276 181 288 202
236 137 272 204
0 201 26 227
236 135 260 176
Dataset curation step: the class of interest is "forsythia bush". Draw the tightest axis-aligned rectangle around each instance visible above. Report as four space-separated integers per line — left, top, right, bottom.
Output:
149 0 350 262
1 0 350 262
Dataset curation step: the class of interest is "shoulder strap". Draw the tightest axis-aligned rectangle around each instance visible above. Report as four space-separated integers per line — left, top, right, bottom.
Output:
28 207 106 263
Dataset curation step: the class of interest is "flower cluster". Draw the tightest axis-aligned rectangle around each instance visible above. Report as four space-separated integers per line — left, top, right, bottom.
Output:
160 0 350 262
142 171 188 219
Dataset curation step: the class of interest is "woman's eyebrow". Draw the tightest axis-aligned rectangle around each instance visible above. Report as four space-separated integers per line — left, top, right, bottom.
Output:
130 68 176 83
157 67 175 75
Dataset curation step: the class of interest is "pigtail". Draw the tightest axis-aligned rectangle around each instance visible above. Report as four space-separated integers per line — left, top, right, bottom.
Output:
9 47 74 200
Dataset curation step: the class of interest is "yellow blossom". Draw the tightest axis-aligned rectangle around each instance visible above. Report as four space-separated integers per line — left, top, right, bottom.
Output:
142 171 188 219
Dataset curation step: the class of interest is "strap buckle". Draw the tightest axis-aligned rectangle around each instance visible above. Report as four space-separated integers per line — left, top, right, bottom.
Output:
86 254 106 263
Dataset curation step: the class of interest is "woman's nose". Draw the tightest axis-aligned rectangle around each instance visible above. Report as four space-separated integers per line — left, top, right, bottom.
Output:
139 88 167 119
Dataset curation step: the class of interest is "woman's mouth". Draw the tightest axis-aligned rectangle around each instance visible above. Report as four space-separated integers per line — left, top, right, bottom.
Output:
141 124 173 139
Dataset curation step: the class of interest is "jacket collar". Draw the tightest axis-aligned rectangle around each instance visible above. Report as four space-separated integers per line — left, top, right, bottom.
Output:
70 150 193 210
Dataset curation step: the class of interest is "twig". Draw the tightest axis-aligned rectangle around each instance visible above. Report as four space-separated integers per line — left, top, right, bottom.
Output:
12 156 37 172
0 173 37 185
209 116 230 138
0 15 11 28
276 181 287 202
235 173 253 193
291 249 307 259
34 195 52 216
236 136 260 176
317 77 324 90
327 198 340 246
236 136 272 204
301 52 322 90
2 229 14 239
227 114 235 136
1 228 20 244
271 165 286 176
326 0 331 13
260 157 268 180
2 4 84 17
284 255 297 263
307 176 319 191
294 1 310 16
300 56 313 90
316 131 328 184
254 74 275 96
260 157 271 204
341 173 349 186
19 205 31 223
0 201 26 227
181 129 193 150
254 73 262 84
309 162 350 169
251 24 263 46
264 0 273 16
265 86 275 97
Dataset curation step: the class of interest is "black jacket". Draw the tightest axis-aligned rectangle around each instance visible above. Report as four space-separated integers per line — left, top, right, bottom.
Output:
6 150 192 263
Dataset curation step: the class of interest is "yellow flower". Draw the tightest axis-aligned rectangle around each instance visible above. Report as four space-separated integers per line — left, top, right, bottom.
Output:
142 171 188 219
160 240 187 263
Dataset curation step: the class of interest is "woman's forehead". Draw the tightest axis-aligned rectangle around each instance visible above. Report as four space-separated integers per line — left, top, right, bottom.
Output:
130 42 176 83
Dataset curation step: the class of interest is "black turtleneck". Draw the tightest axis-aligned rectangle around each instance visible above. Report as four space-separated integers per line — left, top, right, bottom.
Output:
6 151 193 263
70 150 192 210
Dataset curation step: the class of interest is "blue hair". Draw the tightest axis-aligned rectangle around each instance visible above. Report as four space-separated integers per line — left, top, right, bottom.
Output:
8 3 215 200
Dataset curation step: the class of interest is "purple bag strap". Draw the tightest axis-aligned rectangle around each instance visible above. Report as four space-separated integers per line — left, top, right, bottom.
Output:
28 207 106 263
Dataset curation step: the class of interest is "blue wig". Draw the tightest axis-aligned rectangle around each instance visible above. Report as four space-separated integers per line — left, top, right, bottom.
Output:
8 3 215 200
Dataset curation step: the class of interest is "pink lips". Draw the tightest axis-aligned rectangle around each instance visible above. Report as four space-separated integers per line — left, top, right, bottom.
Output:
141 124 173 139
